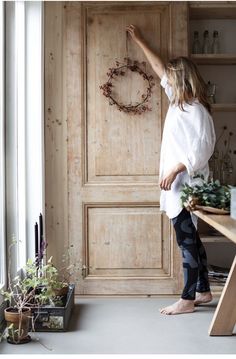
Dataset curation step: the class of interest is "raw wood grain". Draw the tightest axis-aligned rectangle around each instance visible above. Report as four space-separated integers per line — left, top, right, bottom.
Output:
45 1 188 295
209 255 236 335
44 2 69 265
194 210 236 244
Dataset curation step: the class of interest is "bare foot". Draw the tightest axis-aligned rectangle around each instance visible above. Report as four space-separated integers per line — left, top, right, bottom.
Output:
159 298 195 315
194 291 213 306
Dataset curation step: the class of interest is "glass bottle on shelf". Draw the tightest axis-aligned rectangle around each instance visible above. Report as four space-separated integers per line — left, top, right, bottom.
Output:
221 160 228 184
208 155 215 180
211 30 220 54
212 148 220 181
206 81 216 104
202 30 211 54
221 153 234 185
228 160 234 185
192 31 201 54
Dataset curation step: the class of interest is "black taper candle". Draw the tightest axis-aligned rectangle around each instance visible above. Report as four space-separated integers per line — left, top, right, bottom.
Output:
39 213 43 261
35 222 39 260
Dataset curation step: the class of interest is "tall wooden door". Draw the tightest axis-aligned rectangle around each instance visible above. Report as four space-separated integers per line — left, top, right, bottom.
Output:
45 2 188 295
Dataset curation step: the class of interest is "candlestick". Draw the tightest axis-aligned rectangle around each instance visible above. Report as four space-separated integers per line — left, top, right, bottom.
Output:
39 213 44 265
35 222 38 261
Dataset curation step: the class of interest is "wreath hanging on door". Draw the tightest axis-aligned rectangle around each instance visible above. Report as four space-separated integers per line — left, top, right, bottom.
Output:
99 57 155 115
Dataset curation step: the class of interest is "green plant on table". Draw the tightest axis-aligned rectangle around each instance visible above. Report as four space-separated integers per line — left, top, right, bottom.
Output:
180 174 231 211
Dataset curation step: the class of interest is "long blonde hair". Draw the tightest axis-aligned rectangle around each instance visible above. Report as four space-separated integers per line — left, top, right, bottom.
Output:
165 56 211 114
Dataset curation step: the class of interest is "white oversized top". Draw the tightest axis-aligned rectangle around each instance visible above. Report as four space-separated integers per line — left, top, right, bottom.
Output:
159 73 216 220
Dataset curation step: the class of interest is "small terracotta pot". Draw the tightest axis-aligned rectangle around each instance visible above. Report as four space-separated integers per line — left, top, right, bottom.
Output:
4 307 31 344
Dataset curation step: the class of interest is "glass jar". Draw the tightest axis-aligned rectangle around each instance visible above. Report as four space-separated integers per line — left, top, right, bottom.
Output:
221 153 234 185
206 81 216 104
192 31 201 54
212 30 220 54
208 154 215 180
230 188 236 220
212 149 220 181
202 30 211 54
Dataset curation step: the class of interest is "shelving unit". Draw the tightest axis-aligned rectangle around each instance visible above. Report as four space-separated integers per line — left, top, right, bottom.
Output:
189 1 236 177
189 2 236 20
212 103 236 112
190 54 236 65
188 2 236 293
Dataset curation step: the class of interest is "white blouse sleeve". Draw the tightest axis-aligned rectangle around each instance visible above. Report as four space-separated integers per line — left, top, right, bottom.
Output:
160 72 173 101
180 138 215 176
174 108 216 177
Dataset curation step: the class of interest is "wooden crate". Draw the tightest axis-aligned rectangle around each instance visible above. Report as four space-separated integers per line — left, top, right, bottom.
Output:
31 284 75 332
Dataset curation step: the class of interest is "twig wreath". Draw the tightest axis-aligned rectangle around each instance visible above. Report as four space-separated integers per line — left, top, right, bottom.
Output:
99 57 155 115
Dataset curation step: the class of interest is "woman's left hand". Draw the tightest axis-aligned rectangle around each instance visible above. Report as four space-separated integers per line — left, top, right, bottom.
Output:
159 169 177 191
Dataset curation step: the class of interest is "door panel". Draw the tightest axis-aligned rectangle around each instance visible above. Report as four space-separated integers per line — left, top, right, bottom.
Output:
45 1 188 295
86 6 165 182
88 207 164 275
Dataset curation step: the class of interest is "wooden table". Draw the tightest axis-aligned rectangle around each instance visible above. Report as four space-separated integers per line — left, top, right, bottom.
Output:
194 210 236 336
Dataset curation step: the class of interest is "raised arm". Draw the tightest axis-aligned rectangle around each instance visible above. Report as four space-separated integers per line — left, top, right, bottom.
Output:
126 24 165 79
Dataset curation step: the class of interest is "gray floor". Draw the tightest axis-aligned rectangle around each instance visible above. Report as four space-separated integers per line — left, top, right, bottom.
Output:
1 296 236 354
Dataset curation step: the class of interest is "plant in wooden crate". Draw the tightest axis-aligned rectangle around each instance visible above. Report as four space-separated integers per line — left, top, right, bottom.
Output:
0 240 59 344
30 244 89 332
39 244 85 307
41 242 88 321
1 235 88 341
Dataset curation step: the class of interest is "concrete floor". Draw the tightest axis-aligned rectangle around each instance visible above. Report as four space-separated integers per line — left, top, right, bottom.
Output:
0 296 236 354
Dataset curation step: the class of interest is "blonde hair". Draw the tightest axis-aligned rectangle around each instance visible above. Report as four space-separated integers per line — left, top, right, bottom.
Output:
165 57 211 114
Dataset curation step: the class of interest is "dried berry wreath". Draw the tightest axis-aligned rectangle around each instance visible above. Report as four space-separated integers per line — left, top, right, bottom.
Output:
99 57 155 115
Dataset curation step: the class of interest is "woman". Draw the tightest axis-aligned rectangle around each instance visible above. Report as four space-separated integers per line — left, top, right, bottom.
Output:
126 25 216 315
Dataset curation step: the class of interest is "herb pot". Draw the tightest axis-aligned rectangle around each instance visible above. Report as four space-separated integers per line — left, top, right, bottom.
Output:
4 307 32 344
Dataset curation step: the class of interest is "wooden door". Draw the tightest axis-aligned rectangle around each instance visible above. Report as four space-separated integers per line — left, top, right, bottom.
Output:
45 1 188 295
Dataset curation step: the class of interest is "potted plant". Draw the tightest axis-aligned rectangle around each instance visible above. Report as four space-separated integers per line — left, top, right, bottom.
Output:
1 238 88 341
180 174 231 213
30 244 90 332
0 241 58 344
48 244 85 298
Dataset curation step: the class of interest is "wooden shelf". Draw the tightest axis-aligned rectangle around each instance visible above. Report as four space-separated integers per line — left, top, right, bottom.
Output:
190 54 236 65
212 103 236 112
189 3 236 20
201 235 231 243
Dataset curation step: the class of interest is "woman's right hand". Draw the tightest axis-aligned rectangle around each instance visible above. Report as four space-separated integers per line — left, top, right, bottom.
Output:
126 24 143 43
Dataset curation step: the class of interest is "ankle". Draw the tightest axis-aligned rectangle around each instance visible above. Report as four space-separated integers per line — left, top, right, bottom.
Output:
180 298 195 304
196 291 211 295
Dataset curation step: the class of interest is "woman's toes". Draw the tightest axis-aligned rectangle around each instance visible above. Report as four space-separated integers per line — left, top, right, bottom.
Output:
159 307 167 314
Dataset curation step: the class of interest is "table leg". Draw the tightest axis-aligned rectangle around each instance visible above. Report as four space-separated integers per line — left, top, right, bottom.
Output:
209 255 236 336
